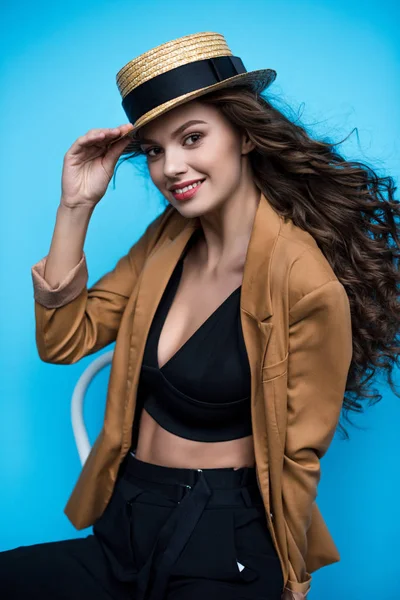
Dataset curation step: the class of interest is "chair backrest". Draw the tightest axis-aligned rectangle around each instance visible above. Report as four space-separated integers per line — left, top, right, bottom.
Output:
71 350 114 465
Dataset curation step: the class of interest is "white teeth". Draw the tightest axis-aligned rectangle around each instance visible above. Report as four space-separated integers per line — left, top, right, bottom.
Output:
173 180 203 194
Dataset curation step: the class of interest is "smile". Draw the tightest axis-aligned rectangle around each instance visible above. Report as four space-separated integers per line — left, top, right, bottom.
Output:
172 179 204 194
171 179 205 202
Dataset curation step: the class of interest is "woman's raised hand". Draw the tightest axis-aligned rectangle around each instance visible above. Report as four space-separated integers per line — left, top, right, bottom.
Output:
60 124 135 209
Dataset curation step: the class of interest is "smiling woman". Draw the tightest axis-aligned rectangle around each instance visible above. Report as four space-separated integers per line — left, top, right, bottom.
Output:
3 29 399 600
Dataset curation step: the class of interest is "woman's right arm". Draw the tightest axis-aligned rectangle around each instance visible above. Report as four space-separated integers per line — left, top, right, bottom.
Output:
31 207 168 364
31 123 169 364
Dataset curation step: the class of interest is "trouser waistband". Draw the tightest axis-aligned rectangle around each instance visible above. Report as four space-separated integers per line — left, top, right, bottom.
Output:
120 450 262 506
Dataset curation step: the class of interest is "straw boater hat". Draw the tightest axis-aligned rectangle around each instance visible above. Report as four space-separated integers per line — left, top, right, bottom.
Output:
110 31 277 156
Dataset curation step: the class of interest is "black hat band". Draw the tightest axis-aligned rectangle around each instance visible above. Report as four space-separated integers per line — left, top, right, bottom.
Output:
122 55 247 124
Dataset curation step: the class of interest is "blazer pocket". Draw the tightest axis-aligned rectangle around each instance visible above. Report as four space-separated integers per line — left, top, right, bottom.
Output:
262 352 288 382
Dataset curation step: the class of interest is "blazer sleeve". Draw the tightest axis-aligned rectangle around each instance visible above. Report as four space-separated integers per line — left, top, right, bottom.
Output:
282 278 353 594
31 208 170 364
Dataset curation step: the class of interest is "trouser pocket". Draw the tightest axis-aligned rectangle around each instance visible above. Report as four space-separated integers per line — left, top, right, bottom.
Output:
231 505 283 585
170 508 243 582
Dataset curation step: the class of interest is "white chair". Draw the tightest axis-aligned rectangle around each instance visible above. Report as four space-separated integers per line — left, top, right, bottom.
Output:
71 350 114 466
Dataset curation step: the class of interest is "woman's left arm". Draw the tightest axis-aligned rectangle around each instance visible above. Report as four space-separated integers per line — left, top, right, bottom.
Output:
282 278 353 599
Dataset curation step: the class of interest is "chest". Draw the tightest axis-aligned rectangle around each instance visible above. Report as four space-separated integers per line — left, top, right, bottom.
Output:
157 242 245 371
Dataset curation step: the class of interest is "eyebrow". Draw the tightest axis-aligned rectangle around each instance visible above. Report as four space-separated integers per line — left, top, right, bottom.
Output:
139 119 208 145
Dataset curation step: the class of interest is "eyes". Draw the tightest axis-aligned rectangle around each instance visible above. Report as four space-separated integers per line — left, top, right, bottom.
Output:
143 133 203 158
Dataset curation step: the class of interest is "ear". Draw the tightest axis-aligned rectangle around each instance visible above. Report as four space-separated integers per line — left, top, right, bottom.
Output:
241 131 255 155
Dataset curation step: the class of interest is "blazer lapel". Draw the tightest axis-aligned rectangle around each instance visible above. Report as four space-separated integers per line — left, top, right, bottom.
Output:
132 221 199 352
238 191 282 383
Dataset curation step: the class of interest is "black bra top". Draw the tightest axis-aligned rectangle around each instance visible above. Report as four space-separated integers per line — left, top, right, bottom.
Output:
131 229 252 445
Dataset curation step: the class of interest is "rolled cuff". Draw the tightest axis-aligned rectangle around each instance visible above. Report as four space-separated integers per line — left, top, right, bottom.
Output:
282 574 312 598
31 252 88 309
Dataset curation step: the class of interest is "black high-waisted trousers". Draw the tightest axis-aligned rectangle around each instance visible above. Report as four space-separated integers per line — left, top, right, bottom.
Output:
0 451 284 599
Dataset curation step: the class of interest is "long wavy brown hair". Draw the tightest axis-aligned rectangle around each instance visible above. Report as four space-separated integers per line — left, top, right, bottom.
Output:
115 85 400 440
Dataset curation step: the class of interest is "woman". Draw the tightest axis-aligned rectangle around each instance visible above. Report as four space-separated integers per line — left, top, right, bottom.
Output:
2 32 399 600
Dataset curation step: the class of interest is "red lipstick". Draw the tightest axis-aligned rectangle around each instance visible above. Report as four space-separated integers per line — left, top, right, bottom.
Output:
171 179 205 202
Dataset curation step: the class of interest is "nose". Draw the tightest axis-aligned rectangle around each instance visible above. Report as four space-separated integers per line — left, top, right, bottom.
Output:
163 147 188 179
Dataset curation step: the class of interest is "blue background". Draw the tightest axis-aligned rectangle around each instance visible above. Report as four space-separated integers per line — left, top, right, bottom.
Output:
1 1 399 597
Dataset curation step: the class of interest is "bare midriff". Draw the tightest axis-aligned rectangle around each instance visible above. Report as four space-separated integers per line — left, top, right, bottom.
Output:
134 407 255 471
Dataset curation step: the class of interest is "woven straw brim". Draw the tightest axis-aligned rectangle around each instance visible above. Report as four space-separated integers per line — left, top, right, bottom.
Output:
116 68 276 157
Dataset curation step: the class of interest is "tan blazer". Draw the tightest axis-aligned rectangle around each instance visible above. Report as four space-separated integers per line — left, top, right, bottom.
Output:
31 191 353 598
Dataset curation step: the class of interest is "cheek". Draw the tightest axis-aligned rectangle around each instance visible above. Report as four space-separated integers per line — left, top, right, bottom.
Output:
207 143 241 178
201 144 230 172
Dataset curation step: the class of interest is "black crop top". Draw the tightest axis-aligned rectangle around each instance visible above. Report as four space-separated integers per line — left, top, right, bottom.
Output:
131 229 252 445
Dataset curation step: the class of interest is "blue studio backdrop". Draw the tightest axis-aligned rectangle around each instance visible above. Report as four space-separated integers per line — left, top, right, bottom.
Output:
0 1 399 598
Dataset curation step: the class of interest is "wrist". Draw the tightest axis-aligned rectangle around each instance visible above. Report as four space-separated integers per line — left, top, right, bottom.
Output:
58 201 95 219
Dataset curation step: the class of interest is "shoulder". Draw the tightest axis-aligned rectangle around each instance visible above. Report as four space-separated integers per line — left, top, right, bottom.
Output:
273 217 344 310
142 204 176 240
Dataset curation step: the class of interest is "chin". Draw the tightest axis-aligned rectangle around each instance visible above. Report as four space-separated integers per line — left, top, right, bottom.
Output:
171 200 210 218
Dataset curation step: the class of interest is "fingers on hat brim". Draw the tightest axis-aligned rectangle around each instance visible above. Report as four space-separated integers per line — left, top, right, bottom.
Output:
107 129 136 148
